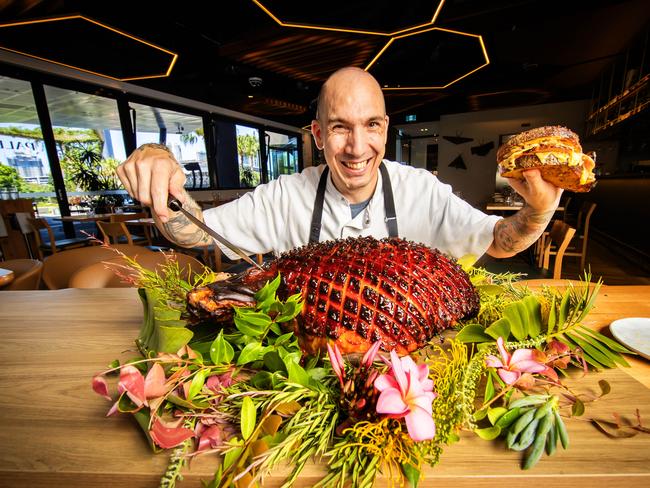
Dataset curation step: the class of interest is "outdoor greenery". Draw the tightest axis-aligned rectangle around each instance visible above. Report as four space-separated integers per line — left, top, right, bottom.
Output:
237 133 261 187
1 125 124 209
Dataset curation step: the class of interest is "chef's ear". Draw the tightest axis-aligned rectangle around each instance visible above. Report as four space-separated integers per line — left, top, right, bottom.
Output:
311 119 324 150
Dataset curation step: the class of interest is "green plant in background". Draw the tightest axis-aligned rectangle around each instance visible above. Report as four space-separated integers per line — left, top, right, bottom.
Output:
0 164 23 190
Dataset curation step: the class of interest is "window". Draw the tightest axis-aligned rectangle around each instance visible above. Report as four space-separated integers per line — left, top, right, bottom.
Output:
265 130 299 181
131 102 208 189
236 124 261 188
44 84 127 213
0 76 55 215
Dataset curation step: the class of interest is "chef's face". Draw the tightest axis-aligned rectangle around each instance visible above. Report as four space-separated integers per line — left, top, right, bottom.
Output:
312 69 389 204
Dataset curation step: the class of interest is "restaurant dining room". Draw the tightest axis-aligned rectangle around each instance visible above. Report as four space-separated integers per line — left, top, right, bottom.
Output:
1 0 650 487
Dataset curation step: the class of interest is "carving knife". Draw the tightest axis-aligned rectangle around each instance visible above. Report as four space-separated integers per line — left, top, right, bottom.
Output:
167 196 263 270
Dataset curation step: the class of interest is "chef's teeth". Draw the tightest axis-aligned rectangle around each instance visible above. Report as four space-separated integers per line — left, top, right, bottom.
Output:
344 160 368 170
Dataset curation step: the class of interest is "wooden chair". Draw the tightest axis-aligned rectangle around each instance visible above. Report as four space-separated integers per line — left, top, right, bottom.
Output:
563 202 597 270
21 215 91 260
540 220 577 279
109 212 152 245
0 259 43 290
41 244 157 289
97 221 148 246
68 251 207 288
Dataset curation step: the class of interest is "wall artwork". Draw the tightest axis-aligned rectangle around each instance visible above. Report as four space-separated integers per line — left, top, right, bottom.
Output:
448 154 467 170
470 141 495 156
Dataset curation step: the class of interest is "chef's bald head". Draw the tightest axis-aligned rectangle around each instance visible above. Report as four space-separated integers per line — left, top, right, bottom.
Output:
315 67 386 123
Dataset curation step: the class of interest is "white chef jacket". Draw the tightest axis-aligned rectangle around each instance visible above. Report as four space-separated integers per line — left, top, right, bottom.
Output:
203 160 501 259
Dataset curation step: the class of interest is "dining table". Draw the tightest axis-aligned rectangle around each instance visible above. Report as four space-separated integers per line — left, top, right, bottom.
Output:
0 281 649 487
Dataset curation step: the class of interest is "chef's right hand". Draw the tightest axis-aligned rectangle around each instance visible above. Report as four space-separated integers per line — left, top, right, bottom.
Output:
116 144 187 223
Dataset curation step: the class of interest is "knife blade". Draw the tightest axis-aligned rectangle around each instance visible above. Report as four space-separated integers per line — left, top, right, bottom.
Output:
167 196 263 270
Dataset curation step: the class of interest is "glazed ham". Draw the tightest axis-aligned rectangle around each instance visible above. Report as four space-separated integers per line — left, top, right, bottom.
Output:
187 237 479 355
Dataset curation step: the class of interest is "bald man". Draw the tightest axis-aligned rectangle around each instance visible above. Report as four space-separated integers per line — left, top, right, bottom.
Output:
117 67 562 260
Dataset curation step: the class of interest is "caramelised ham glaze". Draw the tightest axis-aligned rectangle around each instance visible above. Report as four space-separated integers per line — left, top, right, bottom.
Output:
187 237 479 355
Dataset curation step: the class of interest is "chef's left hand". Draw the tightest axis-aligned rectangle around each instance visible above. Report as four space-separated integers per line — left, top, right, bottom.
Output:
507 169 563 213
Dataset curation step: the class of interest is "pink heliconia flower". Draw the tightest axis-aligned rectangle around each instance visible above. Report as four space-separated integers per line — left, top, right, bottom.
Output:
485 337 547 385
327 343 346 387
150 417 195 449
374 350 437 442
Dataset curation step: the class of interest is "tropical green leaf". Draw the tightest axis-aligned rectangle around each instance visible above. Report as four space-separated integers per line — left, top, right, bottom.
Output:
286 359 311 387
561 334 605 369
558 289 571 329
503 301 527 340
234 310 272 337
566 332 616 368
477 284 506 296
485 317 511 341
522 295 542 338
547 295 557 334
237 341 264 365
475 425 501 440
573 329 629 367
254 273 281 310
572 398 585 417
401 462 420 488
456 324 492 343
578 325 634 354
210 330 234 365
187 369 206 400
487 407 508 425
484 371 496 403
241 396 257 440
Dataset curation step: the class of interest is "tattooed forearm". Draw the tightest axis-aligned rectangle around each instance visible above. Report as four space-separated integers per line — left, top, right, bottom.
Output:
489 204 555 257
155 195 213 248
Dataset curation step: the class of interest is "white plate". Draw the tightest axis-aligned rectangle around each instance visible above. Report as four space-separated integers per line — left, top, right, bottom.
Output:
610 317 650 360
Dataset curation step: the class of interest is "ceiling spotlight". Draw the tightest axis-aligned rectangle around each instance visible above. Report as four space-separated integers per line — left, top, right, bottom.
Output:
248 76 263 88
248 95 254 98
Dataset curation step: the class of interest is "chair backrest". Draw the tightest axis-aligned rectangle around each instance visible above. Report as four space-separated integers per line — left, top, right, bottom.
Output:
68 251 206 288
542 220 577 279
97 221 133 245
1 259 43 290
27 217 56 258
576 202 596 237
42 244 157 289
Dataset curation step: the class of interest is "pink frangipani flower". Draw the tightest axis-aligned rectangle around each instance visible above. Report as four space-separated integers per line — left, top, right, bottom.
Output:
485 337 547 385
374 350 437 442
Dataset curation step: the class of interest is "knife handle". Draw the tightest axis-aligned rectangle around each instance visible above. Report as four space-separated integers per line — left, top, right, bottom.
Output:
167 196 182 212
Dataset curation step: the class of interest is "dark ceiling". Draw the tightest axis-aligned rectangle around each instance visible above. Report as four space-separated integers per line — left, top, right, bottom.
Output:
1 0 649 128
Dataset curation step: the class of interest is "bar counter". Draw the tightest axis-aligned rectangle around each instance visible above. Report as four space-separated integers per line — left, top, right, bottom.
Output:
0 282 649 487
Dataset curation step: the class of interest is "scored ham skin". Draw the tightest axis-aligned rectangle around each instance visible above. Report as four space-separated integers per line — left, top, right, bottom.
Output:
187 237 479 355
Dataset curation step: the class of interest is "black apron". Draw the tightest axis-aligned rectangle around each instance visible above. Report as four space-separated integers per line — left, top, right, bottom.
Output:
308 162 398 244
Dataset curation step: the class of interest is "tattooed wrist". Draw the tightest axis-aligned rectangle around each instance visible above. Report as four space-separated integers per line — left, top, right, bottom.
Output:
161 195 212 247
493 204 555 255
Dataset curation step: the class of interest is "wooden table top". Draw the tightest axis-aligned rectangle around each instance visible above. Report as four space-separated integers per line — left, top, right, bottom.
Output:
56 212 138 222
0 267 14 287
0 282 649 487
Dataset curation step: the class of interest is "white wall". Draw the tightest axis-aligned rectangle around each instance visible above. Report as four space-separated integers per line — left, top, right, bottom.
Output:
436 100 590 206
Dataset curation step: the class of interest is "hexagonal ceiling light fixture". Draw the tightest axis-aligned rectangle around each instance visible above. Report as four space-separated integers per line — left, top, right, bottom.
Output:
251 0 446 36
365 26 490 90
0 15 178 81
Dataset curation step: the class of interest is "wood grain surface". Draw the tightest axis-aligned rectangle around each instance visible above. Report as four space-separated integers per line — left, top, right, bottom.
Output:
0 282 649 487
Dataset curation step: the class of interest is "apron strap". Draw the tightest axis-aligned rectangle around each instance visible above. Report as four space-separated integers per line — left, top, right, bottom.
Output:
380 162 398 237
309 166 329 244
308 162 398 244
